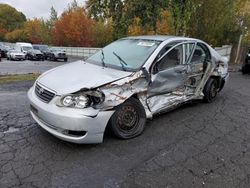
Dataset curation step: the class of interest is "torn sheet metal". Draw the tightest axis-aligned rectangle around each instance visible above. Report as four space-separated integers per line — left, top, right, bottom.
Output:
99 71 149 110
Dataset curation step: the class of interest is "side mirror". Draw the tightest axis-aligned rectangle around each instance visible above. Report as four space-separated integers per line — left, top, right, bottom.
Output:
142 67 151 83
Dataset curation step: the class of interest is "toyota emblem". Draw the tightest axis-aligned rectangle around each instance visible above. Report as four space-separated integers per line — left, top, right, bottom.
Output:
38 87 44 94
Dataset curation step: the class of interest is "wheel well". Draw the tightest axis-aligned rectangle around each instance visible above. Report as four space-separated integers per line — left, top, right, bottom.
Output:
131 94 139 100
104 93 145 138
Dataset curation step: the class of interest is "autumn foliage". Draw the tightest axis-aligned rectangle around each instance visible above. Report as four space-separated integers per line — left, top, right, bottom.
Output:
53 7 95 47
1 0 250 47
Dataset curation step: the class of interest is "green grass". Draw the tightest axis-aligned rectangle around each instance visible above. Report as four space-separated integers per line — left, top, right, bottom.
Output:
0 74 40 84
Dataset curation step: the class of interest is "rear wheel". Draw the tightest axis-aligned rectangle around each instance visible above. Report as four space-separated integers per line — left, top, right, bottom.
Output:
109 98 146 139
203 78 219 103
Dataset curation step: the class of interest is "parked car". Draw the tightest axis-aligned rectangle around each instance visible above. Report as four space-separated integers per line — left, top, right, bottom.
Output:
28 35 229 144
242 49 250 74
15 42 33 56
26 49 44 61
7 50 26 60
33 44 50 59
47 48 68 62
0 45 10 58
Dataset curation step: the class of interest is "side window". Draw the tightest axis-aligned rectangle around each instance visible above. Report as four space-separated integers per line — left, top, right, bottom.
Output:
190 43 210 64
154 44 183 73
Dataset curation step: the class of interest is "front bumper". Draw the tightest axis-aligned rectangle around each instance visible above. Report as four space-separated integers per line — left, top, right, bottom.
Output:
13 55 25 60
27 86 114 144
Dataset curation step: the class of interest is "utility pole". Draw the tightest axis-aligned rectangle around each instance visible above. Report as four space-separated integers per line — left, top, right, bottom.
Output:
235 19 244 64
235 34 243 64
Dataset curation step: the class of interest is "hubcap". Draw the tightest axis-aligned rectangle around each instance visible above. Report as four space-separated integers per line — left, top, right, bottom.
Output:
117 106 139 132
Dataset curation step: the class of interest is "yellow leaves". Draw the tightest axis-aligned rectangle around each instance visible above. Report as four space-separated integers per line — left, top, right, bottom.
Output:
24 19 43 44
156 10 171 35
5 29 27 42
128 17 143 36
92 19 113 47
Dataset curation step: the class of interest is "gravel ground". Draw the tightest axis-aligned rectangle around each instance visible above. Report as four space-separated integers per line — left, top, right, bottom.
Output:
0 72 250 188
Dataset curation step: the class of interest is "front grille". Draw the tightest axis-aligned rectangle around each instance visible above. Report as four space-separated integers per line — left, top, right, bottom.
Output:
58 53 66 57
35 84 55 103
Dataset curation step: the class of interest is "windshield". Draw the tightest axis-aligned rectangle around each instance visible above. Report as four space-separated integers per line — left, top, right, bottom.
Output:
22 46 33 51
34 45 48 51
50 48 64 52
33 50 41 53
86 39 161 71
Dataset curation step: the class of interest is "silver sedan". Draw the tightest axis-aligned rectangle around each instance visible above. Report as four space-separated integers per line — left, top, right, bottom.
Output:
28 36 229 144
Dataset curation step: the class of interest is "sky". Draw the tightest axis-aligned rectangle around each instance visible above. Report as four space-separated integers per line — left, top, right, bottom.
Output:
0 0 85 19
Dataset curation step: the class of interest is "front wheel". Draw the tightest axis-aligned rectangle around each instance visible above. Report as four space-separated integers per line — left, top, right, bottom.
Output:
109 98 146 139
203 78 219 103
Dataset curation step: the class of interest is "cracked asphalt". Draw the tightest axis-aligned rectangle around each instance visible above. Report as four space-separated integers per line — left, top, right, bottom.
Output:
0 71 250 188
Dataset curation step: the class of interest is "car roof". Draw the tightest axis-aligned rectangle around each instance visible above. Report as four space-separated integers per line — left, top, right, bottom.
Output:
124 35 196 42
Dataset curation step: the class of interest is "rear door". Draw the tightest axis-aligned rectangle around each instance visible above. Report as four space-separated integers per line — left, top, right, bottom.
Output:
185 43 212 96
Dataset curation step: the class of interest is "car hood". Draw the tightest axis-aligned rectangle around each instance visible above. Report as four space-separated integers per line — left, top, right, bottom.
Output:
11 52 25 55
37 60 132 95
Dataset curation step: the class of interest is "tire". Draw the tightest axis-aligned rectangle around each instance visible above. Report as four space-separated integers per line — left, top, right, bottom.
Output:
52 55 57 61
203 78 219 103
64 58 68 62
109 97 146 139
242 65 248 74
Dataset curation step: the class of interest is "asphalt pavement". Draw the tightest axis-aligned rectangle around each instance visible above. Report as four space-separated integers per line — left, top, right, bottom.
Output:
0 71 250 187
0 56 82 75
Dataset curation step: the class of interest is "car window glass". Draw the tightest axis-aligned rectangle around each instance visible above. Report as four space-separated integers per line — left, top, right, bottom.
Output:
155 44 183 72
190 44 209 64
87 39 161 71
156 41 179 60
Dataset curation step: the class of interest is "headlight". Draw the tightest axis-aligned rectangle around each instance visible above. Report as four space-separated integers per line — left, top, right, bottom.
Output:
60 90 104 109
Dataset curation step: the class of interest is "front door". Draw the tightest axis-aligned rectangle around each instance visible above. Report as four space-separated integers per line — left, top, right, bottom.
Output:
147 42 195 114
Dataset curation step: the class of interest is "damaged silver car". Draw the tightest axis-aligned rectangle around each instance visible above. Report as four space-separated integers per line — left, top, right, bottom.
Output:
27 36 229 144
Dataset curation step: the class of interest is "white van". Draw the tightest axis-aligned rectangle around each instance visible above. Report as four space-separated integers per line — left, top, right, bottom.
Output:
15 42 33 54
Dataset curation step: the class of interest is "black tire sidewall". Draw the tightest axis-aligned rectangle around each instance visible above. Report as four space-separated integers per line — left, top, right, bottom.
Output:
109 98 146 139
203 78 218 103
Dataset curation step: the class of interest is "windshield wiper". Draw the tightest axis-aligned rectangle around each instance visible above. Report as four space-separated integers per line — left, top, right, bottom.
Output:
112 51 128 71
101 49 106 68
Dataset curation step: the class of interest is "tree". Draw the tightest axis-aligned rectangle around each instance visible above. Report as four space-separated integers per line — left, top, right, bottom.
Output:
47 6 58 29
92 19 113 47
156 10 171 35
187 0 242 46
5 29 28 42
124 0 168 34
168 0 197 36
53 6 95 46
86 0 127 39
0 4 26 32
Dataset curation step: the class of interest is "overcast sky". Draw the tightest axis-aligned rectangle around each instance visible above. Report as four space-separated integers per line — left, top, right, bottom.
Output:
0 0 85 19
